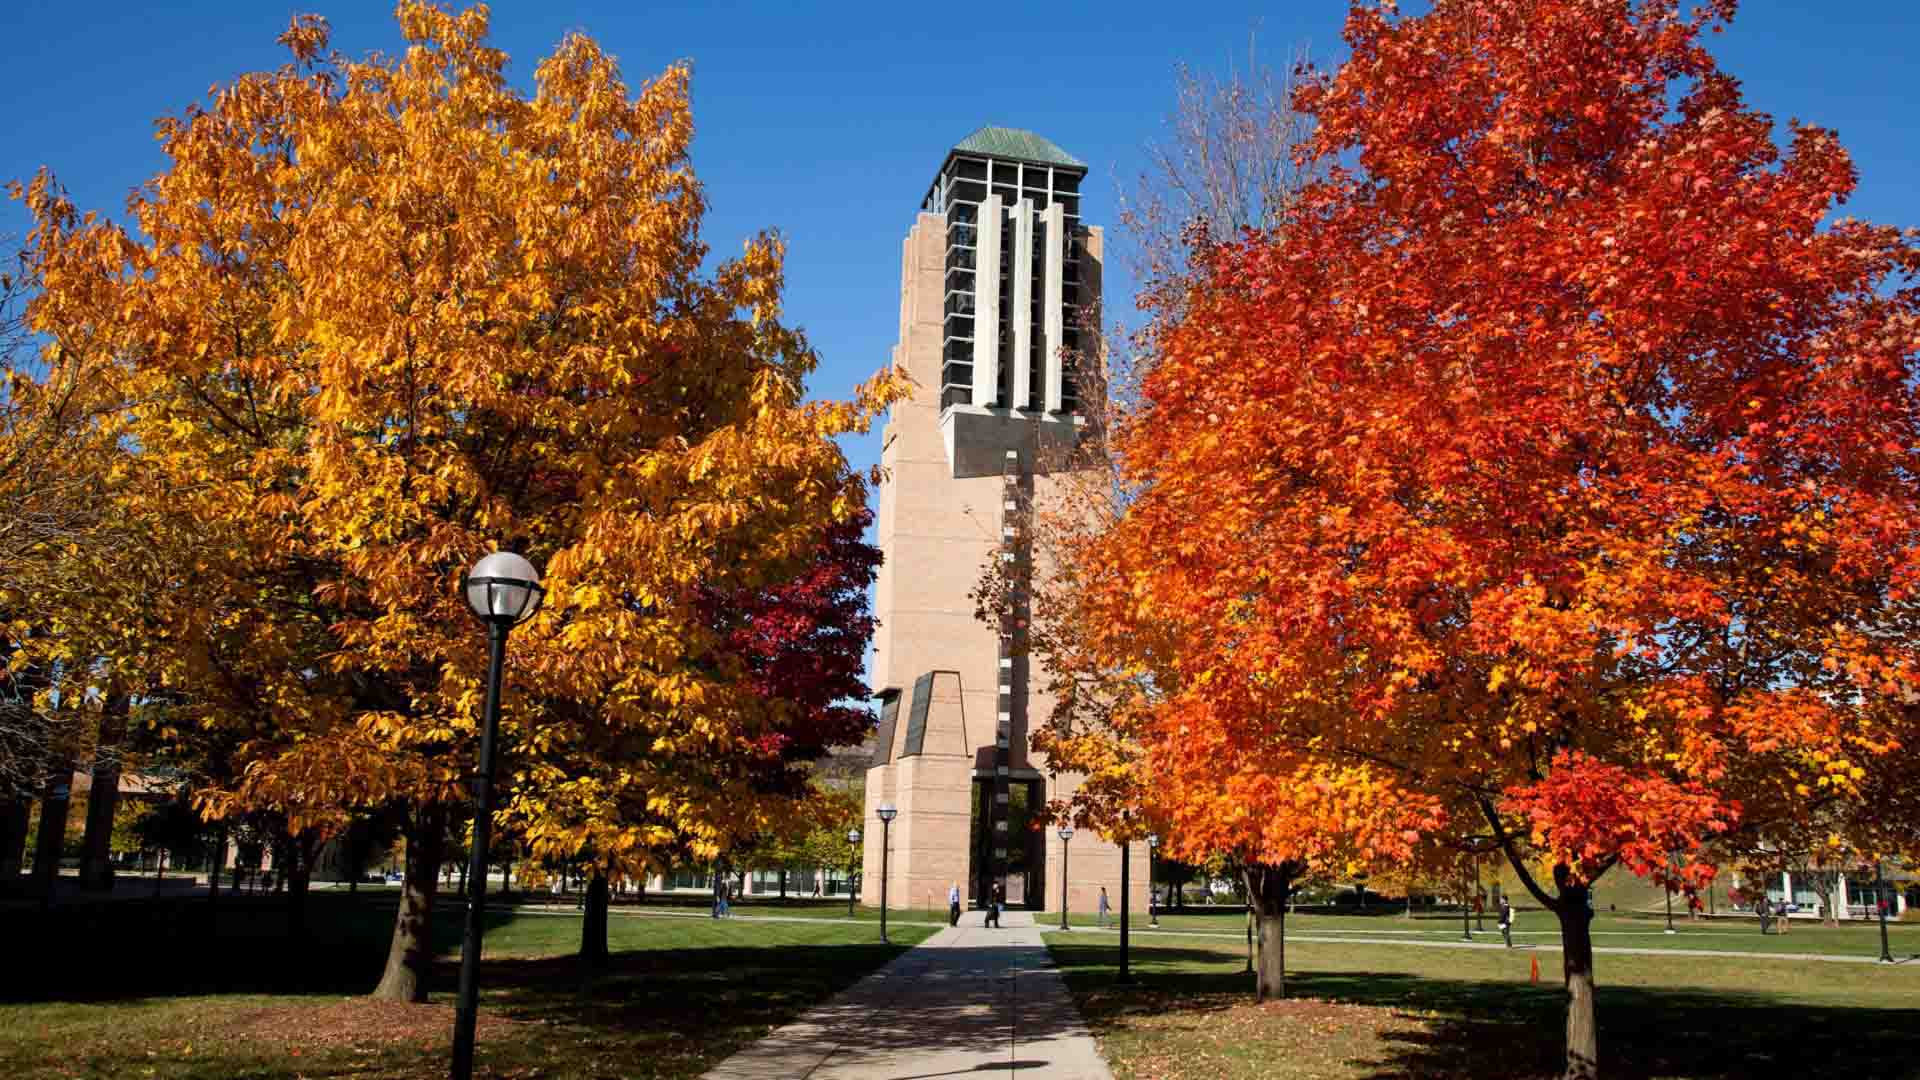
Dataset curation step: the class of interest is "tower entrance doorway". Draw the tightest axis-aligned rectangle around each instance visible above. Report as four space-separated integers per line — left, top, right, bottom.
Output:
970 776 1045 909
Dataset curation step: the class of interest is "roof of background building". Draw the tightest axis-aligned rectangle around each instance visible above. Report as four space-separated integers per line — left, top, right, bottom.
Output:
950 126 1085 170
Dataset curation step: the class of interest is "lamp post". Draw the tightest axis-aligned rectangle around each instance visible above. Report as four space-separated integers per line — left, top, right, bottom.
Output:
876 804 897 944
1147 833 1160 928
1245 905 1255 975
451 551 544 1080
1474 854 1485 932
1877 861 1894 964
1118 836 1134 985
846 828 861 918
1461 865 1473 942
1058 825 1074 930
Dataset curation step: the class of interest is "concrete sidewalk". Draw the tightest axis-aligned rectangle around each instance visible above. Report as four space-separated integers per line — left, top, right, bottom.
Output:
701 909 1112 1080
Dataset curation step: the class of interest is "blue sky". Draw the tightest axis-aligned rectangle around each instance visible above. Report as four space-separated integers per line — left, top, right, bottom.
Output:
5 1 1917 487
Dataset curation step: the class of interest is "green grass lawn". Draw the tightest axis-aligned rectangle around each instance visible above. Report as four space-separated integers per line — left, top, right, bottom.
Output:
624 894 1920 959
609 897 950 926
1045 929 1920 1079
0 893 933 1079
1101 907 1920 959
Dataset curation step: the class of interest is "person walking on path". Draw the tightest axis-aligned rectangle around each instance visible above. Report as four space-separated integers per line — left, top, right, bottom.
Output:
986 881 1004 928
1498 896 1514 948
1098 887 1111 928
948 882 961 927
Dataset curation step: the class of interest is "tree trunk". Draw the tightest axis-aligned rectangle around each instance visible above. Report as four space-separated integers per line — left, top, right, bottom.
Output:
1243 861 1298 1001
343 818 368 894
273 834 292 894
1555 879 1599 1080
208 823 227 908
371 807 445 1002
1490 814 1604 1080
779 868 787 899
287 833 320 939
580 870 610 968
76 691 129 892
31 759 75 901
0 796 30 886
500 856 512 900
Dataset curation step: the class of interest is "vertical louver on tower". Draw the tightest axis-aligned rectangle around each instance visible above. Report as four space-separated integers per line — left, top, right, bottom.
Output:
923 127 1086 415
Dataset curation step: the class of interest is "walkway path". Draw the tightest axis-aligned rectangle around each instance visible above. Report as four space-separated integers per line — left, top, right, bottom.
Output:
700 909 1112 1080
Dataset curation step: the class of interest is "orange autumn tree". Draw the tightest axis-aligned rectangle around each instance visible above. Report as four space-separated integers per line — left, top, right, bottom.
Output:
1147 693 1439 1000
1720 704 1920 922
20 4 897 1002
1096 0 1920 1075
1003 480 1439 1001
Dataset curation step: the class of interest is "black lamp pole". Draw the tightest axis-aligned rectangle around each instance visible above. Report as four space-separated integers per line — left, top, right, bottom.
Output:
846 828 861 918
1058 826 1073 930
1475 854 1486 932
452 622 507 1079
1147 834 1160 929
1878 861 1894 964
1118 838 1134 985
1245 906 1255 975
451 553 542 1080
1462 865 1473 942
877 805 897 944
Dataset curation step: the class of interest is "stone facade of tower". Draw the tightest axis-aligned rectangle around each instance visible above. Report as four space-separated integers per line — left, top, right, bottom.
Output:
860 129 1149 916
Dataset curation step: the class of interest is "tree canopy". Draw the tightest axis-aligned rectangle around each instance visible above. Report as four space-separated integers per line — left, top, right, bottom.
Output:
11 1 899 1000
1062 0 1920 1074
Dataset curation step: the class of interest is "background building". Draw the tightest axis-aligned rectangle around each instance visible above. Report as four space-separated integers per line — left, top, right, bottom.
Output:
861 127 1148 915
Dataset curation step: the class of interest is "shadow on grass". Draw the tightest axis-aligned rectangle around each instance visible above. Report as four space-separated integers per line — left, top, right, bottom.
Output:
4 894 924 1080
1048 941 1920 1079
4 892 510 1002
479 939 914 1029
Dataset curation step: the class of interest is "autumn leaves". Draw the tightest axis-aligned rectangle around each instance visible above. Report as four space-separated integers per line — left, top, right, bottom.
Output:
3 4 898 999
1021 2 1920 1077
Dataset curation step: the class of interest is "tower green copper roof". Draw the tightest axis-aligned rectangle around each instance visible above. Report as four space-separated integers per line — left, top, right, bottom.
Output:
951 126 1085 169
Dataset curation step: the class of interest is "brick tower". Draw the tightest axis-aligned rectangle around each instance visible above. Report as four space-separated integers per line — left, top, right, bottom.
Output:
861 127 1148 916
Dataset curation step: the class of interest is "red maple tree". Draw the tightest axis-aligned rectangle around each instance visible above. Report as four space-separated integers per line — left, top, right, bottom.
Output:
698 507 883 786
1081 1 1920 1074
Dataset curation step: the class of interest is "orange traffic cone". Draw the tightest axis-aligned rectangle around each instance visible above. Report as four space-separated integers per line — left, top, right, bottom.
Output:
1529 955 1540 984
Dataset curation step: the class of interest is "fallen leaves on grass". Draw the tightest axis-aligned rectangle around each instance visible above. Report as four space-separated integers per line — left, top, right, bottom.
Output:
223 996 525 1054
1086 991 1433 1080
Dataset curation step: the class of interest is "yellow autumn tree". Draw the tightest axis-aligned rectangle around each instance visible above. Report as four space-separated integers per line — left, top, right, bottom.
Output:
19 3 899 1001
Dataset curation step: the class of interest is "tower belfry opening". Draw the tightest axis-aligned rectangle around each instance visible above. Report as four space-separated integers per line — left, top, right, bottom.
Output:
923 127 1085 415
862 126 1147 917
